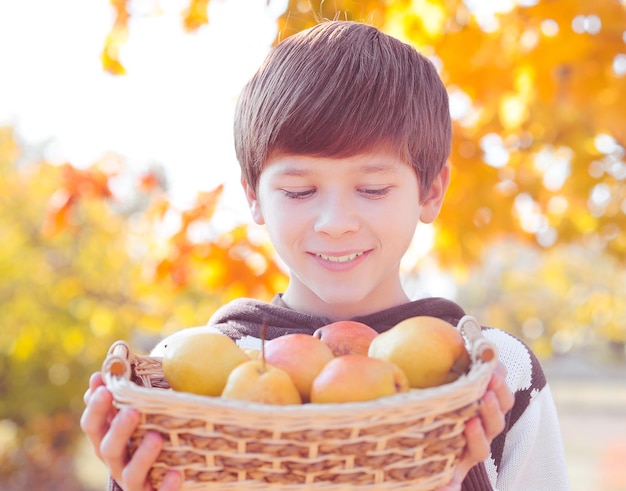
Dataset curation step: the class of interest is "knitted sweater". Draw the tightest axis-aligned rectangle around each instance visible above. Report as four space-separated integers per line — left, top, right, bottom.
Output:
110 295 569 490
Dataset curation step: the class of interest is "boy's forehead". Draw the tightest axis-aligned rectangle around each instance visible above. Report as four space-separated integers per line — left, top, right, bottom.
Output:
262 153 409 175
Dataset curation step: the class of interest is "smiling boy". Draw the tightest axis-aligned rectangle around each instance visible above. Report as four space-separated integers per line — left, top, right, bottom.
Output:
81 20 569 491
246 152 441 320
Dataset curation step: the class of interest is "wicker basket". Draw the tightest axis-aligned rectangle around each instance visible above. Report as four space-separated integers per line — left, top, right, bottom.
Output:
102 315 497 491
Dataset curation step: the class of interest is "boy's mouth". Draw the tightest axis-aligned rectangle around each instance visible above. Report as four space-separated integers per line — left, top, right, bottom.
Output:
315 252 364 263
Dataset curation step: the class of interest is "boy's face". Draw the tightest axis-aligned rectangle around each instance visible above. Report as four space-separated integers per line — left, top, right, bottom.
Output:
243 151 449 320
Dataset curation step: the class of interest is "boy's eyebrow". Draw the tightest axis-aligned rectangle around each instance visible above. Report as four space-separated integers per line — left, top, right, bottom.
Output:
275 167 311 177
359 163 401 174
272 160 402 176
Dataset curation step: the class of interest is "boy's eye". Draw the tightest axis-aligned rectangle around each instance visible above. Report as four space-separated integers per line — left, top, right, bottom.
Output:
282 189 315 199
359 187 392 198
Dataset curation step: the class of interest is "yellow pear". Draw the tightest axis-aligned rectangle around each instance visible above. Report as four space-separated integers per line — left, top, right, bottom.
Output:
162 332 249 396
221 359 302 405
368 316 471 389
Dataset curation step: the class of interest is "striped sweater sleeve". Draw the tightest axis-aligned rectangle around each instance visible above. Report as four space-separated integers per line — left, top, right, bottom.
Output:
481 328 570 490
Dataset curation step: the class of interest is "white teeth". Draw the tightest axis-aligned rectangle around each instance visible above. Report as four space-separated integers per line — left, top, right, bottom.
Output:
317 252 363 263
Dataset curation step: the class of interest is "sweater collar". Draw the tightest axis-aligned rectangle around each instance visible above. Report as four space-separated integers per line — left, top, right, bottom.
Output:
209 294 466 340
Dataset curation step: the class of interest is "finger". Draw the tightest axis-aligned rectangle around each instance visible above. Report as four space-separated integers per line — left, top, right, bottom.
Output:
488 362 508 396
84 372 105 404
100 408 141 480
494 360 507 379
159 470 183 491
462 415 491 463
435 417 489 491
90 370 104 388
478 390 506 440
120 431 165 491
488 368 515 413
434 476 461 491
80 385 115 457
434 481 461 491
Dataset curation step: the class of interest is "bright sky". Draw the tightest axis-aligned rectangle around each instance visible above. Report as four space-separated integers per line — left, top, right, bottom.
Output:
0 0 445 291
0 0 285 222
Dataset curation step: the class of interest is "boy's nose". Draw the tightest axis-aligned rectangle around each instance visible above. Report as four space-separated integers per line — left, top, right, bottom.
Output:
313 196 360 236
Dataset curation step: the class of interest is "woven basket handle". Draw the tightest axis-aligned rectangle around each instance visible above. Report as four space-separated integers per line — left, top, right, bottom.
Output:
457 315 497 365
101 340 132 380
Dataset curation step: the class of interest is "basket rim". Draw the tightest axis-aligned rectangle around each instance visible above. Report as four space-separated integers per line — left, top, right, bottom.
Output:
104 355 494 415
103 314 497 418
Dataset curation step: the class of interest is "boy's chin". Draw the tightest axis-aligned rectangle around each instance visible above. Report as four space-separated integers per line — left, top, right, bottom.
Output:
309 290 387 318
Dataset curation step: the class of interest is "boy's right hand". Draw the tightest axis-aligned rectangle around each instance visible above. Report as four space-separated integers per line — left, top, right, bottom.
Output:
80 372 182 491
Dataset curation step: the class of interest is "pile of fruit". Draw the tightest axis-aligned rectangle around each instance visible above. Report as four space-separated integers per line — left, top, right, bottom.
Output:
161 316 471 405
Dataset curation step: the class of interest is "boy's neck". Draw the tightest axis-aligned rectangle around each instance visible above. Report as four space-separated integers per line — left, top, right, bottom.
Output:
281 283 412 322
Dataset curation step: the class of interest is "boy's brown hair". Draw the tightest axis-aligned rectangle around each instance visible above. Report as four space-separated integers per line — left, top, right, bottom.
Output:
233 20 451 198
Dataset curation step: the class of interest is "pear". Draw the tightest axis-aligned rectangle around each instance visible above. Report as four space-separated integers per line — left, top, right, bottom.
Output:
263 333 335 402
313 320 379 356
310 355 409 403
368 316 471 389
162 332 248 396
221 359 302 405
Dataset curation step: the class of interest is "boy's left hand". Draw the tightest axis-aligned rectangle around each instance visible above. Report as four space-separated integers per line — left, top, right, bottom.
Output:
437 361 514 491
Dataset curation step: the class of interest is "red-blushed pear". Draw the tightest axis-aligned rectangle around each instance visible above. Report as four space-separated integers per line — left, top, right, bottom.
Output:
162 332 249 396
263 333 335 402
221 359 302 405
310 355 409 404
368 316 471 389
313 320 379 356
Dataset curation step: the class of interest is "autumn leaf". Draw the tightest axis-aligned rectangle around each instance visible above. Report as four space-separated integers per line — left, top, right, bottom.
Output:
41 188 75 238
102 0 129 75
183 0 210 32
138 170 162 192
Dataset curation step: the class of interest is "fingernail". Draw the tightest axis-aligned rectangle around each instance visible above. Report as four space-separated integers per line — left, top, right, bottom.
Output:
163 470 183 489
163 470 182 485
145 431 162 443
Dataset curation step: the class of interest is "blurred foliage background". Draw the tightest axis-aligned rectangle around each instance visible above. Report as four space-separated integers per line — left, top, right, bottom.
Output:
1 0 625 489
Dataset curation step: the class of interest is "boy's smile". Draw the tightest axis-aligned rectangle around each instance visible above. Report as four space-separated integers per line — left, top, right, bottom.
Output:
244 151 449 321
310 249 370 271
315 252 363 262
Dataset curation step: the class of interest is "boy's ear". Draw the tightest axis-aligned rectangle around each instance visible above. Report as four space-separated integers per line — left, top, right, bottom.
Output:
419 163 450 224
241 177 265 225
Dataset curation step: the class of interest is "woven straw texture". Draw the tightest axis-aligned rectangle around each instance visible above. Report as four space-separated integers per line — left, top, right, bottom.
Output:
102 315 497 491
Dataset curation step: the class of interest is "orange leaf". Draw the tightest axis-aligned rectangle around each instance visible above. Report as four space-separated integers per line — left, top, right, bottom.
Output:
183 0 210 32
145 195 171 220
109 0 130 28
41 189 74 237
155 258 173 280
138 171 161 192
195 185 223 214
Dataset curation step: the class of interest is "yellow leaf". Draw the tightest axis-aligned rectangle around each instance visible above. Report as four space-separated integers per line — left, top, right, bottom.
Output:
183 0 210 32
101 28 127 75
90 308 115 337
62 328 86 357
499 92 527 130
